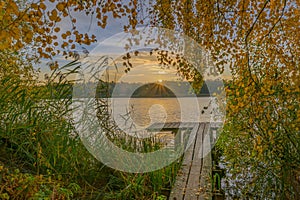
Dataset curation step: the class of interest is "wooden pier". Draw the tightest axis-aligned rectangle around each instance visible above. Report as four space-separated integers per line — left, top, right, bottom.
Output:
148 122 213 200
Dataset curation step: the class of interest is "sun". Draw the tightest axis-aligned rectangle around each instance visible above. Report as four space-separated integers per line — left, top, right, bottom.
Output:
158 79 163 83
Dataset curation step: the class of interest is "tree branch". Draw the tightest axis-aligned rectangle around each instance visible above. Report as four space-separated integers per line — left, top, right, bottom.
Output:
260 0 287 43
244 0 270 84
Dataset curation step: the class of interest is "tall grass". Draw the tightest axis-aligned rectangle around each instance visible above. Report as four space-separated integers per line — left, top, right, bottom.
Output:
0 61 110 199
0 60 182 199
94 79 182 199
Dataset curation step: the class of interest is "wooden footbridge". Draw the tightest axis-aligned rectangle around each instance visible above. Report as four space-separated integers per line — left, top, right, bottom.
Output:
148 122 218 200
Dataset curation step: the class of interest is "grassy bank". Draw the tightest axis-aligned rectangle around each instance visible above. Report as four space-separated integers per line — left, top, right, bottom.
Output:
0 64 182 199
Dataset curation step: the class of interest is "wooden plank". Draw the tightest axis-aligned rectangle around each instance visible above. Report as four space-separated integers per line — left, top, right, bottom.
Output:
147 122 196 131
168 122 213 200
169 124 200 200
181 124 201 166
169 123 213 200
184 124 205 200
199 123 212 200
169 162 192 200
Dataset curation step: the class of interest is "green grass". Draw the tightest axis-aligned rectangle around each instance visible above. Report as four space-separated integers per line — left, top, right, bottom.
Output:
0 61 182 199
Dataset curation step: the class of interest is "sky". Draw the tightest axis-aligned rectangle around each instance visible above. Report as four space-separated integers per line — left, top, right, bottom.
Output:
97 52 181 83
36 2 231 83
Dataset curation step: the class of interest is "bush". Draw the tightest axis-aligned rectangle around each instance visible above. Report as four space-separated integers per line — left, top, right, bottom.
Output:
218 66 300 199
0 162 80 199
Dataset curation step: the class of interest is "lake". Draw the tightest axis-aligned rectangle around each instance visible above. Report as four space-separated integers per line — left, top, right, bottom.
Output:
73 97 223 148
109 97 219 129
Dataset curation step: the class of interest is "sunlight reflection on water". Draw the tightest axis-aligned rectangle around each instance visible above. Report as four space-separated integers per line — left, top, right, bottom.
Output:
111 97 214 127
108 97 216 148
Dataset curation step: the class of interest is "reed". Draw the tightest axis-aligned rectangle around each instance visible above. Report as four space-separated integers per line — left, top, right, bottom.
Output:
0 60 182 199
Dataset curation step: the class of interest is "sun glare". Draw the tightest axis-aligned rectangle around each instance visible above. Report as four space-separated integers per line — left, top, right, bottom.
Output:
158 71 166 74
158 79 163 83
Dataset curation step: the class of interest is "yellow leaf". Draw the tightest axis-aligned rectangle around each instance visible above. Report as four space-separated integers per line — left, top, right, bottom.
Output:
56 3 65 11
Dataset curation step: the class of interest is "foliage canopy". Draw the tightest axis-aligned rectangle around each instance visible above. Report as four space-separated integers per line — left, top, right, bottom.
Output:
0 0 299 199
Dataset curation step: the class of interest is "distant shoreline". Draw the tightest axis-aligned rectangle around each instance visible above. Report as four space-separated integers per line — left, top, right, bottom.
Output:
109 94 211 98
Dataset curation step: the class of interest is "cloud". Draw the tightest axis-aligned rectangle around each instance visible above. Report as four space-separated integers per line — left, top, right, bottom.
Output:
125 73 145 77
